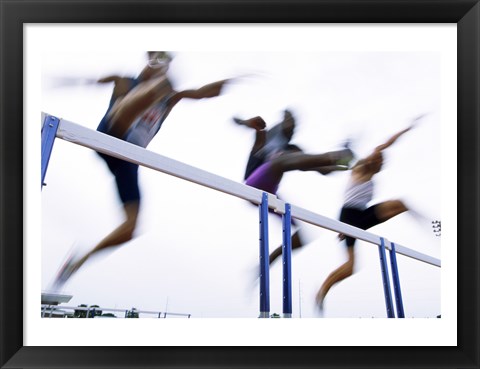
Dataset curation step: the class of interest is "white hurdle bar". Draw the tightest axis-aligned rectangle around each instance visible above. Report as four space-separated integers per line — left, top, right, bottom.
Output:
290 205 441 267
55 117 284 210
42 114 441 318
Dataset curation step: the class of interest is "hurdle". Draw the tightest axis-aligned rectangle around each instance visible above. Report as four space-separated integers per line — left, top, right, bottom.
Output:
41 113 441 318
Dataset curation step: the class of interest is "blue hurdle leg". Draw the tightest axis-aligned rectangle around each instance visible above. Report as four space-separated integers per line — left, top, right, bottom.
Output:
259 192 270 318
389 242 405 318
41 115 60 189
282 203 292 318
378 238 395 318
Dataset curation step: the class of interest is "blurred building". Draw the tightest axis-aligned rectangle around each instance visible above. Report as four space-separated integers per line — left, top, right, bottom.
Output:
41 292 73 318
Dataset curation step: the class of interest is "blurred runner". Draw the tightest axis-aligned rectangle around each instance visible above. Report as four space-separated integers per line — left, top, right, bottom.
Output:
52 52 233 289
316 117 425 311
234 111 353 265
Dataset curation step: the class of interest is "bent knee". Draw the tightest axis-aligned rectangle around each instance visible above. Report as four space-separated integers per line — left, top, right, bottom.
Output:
123 227 136 242
392 199 407 210
122 217 138 239
390 200 408 217
345 261 354 276
292 232 304 249
376 200 408 221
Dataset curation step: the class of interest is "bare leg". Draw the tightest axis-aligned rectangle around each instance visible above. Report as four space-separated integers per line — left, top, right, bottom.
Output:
269 149 353 178
269 230 303 264
375 200 408 221
52 201 140 289
108 76 173 139
72 201 140 273
315 200 407 309
316 246 355 308
315 164 349 175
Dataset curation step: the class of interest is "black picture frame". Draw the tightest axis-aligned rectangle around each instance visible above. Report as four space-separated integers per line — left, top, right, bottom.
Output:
1 1 478 368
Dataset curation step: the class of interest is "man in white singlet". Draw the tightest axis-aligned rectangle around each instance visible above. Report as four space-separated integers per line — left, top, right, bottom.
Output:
316 119 423 311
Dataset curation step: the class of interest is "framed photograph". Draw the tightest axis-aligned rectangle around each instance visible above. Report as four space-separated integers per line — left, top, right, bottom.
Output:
1 1 478 368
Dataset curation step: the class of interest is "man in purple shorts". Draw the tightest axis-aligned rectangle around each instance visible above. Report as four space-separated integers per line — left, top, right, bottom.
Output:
233 111 354 265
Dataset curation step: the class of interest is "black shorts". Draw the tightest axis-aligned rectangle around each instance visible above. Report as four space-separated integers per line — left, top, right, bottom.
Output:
339 205 382 247
97 117 140 205
97 152 140 205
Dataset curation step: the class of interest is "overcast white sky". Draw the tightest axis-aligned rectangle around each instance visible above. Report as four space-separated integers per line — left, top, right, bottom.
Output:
23 24 458 347
40 48 443 319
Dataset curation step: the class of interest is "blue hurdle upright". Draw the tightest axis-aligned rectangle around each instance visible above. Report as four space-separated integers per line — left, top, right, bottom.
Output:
41 115 60 189
258 192 270 318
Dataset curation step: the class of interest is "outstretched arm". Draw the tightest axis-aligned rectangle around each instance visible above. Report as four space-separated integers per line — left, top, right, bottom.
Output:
97 75 120 83
250 128 267 155
375 124 414 152
375 114 425 152
375 127 410 151
233 116 267 131
168 78 231 106
232 116 267 154
97 75 134 99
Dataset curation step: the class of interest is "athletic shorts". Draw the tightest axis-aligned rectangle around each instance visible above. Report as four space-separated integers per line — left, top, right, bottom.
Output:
245 162 279 195
96 117 140 205
245 162 298 226
339 205 382 247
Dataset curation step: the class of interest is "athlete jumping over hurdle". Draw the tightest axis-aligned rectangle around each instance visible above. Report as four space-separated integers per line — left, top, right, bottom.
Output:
316 116 426 311
52 52 233 289
233 110 354 265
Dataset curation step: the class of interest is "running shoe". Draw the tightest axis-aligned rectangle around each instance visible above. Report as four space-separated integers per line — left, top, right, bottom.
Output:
335 148 354 167
315 293 325 313
335 139 355 167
